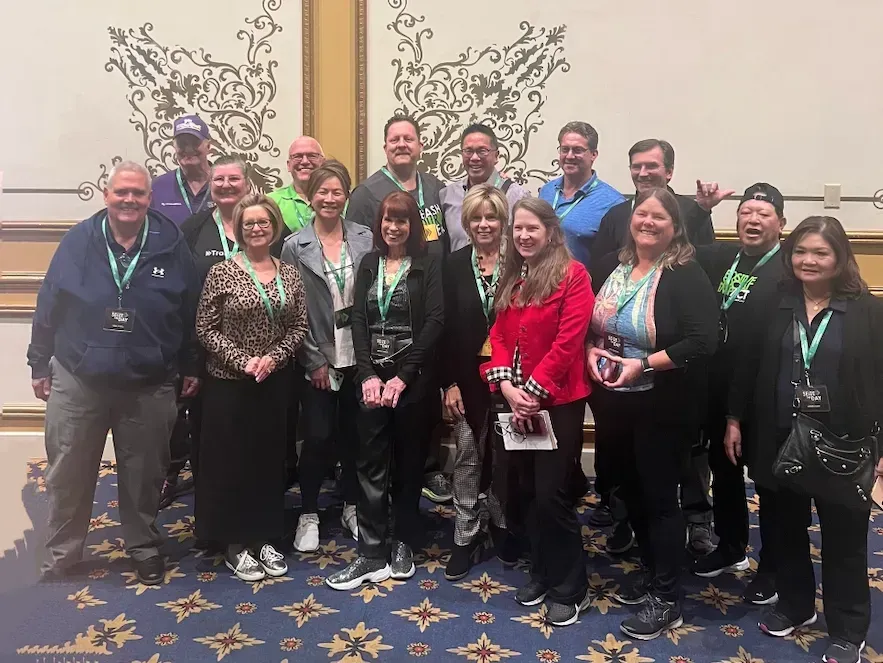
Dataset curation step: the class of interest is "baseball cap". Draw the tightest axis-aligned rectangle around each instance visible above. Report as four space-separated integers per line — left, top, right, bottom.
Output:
739 182 784 217
173 114 210 141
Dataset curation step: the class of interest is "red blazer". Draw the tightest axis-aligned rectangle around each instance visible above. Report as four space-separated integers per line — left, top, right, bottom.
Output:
481 260 593 406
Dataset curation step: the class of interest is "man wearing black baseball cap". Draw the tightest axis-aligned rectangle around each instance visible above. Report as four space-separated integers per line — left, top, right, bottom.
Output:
151 114 213 224
693 183 787 607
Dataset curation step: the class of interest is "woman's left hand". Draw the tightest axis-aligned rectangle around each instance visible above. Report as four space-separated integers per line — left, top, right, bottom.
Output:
604 357 643 389
380 376 407 408
254 355 276 383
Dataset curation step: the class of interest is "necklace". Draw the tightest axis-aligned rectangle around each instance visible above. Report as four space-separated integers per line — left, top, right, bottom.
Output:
804 290 831 312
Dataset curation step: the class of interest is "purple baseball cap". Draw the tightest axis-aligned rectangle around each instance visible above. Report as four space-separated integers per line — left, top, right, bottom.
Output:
173 114 210 140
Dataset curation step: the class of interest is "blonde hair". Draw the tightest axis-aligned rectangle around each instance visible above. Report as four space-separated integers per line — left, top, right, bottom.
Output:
495 198 571 310
461 183 509 238
233 193 284 247
619 187 695 269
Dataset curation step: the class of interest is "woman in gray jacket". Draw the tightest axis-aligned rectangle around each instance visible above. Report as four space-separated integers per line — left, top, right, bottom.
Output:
281 160 374 552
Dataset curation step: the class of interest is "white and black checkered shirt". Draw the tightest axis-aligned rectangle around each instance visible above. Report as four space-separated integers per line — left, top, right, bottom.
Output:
485 347 550 400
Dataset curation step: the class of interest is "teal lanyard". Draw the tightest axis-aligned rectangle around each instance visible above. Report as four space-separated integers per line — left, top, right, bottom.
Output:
102 216 148 305
552 178 599 221
377 256 411 321
317 230 350 297
720 244 780 311
492 174 504 188
471 248 500 319
616 264 658 313
214 210 239 260
175 169 208 215
241 254 286 322
381 166 424 209
797 310 833 375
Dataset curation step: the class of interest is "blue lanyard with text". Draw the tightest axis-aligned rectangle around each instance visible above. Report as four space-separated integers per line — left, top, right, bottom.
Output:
552 178 599 221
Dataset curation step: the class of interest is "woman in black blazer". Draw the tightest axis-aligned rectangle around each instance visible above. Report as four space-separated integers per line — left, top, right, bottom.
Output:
325 191 444 592
727 216 883 663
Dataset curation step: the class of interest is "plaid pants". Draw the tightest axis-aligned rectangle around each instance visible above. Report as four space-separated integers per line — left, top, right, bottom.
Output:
452 413 506 546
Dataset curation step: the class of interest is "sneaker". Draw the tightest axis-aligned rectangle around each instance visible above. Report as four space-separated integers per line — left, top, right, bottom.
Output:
607 521 636 554
692 549 750 578
758 609 817 637
421 472 453 503
225 549 266 583
515 579 548 606
620 595 683 640
159 478 178 510
546 591 593 627
133 555 165 586
445 541 479 581
614 573 651 605
294 513 320 553
588 505 614 528
743 574 778 605
687 522 715 557
257 543 288 577
822 639 865 663
391 540 416 579
490 525 519 567
341 504 358 541
326 556 390 591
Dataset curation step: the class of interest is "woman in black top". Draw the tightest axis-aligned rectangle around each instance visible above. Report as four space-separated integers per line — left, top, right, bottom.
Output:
727 216 883 663
325 191 444 591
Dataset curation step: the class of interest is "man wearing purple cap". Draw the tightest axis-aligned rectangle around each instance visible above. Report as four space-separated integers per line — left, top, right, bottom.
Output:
150 115 213 224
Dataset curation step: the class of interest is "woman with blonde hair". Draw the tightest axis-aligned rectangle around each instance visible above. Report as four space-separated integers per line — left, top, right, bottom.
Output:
482 197 594 627
195 193 308 582
587 187 718 639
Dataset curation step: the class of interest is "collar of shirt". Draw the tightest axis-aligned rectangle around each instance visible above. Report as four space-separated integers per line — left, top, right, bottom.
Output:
107 222 148 258
461 169 504 192
779 292 848 313
276 184 308 202
554 171 598 201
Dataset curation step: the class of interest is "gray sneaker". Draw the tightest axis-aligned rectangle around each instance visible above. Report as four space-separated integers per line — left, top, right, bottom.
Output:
546 591 593 627
391 540 415 579
258 543 288 577
422 472 453 503
326 556 390 591
687 522 715 557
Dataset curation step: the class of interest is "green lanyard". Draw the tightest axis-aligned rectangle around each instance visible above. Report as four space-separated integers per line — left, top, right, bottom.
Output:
176 169 208 215
381 166 424 209
317 231 350 297
797 310 833 374
214 210 239 260
616 264 658 313
471 248 500 319
377 256 411 321
720 244 780 312
290 187 314 229
102 216 149 305
492 174 504 188
552 178 599 221
241 254 286 322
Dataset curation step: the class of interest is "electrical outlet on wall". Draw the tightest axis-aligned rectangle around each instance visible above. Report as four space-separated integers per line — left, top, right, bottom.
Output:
824 184 841 209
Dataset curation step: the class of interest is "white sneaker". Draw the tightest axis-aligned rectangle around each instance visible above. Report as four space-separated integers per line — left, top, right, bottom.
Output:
341 504 359 541
294 513 320 552
225 549 266 582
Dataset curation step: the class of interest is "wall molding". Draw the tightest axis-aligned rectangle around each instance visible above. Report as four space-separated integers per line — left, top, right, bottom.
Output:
0 221 76 241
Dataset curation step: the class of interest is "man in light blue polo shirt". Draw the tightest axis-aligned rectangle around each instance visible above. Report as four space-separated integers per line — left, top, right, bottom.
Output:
539 122 624 269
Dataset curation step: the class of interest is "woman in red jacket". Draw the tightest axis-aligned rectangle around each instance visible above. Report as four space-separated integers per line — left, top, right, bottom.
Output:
482 197 593 628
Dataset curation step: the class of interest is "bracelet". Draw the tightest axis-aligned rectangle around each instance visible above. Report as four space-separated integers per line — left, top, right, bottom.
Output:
640 357 653 373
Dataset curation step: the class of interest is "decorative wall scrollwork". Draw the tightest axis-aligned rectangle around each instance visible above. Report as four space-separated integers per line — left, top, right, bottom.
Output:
386 0 570 185
78 0 285 199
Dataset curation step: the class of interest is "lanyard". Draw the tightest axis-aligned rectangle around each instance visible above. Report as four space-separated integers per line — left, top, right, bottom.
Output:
720 244 780 311
290 187 314 229
214 210 239 260
241 254 286 322
797 310 833 374
381 166 424 209
317 231 349 297
552 178 599 221
616 264 658 313
175 169 208 215
102 216 148 305
471 248 500 319
377 256 411 321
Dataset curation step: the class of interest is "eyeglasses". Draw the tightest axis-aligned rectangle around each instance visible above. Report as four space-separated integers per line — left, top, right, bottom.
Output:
242 219 272 230
462 147 494 158
558 146 589 157
289 152 323 163
212 176 245 186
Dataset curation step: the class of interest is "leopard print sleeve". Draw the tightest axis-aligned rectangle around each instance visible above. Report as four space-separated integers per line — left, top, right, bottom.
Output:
268 262 308 367
195 262 252 375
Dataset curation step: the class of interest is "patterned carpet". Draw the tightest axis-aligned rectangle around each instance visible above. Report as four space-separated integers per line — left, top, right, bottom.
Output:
1 460 881 663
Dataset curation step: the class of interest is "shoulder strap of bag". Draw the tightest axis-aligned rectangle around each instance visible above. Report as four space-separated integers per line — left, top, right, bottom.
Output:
500 179 513 194
790 314 803 413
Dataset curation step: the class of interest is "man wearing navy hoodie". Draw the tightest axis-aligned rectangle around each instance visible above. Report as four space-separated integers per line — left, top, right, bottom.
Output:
28 161 202 585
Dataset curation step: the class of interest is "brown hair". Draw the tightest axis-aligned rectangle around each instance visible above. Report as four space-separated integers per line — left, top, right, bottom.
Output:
383 115 421 143
461 184 509 238
619 187 695 269
628 138 675 171
373 191 427 256
305 159 352 202
782 216 867 297
495 198 571 310
557 121 599 151
233 193 284 247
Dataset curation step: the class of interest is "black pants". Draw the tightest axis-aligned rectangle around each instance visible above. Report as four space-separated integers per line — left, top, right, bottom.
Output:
681 445 712 525
497 399 588 604
705 401 750 559
593 387 688 601
299 368 360 513
356 395 429 559
770 484 871 645
286 363 305 475
755 484 779 578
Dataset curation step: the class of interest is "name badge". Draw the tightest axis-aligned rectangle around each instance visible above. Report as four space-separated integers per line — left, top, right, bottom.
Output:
371 334 395 359
605 333 624 357
334 306 353 329
104 307 135 333
797 385 831 413
478 336 492 357
423 222 439 242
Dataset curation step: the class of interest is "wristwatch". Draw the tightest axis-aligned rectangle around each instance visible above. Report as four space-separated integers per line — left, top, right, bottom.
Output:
640 357 654 373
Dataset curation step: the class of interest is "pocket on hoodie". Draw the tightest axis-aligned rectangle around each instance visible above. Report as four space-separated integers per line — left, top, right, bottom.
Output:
72 344 165 381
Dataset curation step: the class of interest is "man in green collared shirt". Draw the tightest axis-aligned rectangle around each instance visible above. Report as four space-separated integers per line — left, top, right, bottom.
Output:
269 136 326 232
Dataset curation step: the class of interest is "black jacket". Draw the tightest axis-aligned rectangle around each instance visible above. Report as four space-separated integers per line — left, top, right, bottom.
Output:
352 251 444 401
729 290 883 488
589 189 715 267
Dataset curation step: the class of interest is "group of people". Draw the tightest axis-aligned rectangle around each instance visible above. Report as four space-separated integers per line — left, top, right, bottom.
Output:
27 111 883 663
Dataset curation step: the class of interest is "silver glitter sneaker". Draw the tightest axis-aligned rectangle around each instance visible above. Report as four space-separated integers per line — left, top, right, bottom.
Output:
225 549 266 583
390 540 415 579
258 543 288 577
326 556 390 591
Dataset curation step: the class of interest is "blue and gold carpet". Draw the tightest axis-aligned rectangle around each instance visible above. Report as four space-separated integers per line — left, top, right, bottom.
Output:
1 460 881 662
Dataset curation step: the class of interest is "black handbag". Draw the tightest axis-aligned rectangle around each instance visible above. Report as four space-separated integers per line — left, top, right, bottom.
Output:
772 316 879 509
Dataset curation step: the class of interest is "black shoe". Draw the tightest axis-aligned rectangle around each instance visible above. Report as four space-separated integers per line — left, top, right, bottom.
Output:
515 579 548 606
743 574 778 605
692 549 750 578
134 555 165 586
588 505 614 528
613 573 651 605
822 638 865 663
39 565 75 583
159 477 178 510
445 541 479 581
686 522 715 557
285 467 299 491
606 521 635 554
758 608 817 637
490 525 519 567
421 472 453 503
546 591 593 627
620 595 683 640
